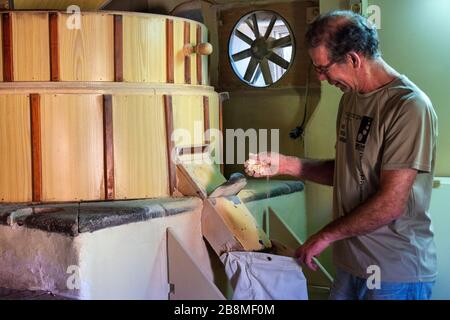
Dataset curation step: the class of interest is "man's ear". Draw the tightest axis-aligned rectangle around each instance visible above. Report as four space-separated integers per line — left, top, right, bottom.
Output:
348 52 361 68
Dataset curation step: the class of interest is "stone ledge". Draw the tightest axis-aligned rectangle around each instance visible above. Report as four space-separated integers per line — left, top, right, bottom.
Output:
0 197 202 237
238 179 304 203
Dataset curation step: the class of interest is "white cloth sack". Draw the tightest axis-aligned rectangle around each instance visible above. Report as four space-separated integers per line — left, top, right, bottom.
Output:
220 251 308 300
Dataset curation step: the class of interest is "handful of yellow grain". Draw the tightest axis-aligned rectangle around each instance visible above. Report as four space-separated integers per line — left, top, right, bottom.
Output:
246 158 269 175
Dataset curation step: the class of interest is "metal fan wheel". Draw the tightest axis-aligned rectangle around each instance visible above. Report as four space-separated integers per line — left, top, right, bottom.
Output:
228 10 295 87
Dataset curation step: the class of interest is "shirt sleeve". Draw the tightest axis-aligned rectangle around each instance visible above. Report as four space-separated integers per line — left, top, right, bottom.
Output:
381 94 437 173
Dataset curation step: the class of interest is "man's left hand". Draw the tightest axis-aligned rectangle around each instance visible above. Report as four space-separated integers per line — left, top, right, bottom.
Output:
294 233 331 271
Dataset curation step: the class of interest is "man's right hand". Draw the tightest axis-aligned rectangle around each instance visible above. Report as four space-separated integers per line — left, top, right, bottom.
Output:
244 152 285 178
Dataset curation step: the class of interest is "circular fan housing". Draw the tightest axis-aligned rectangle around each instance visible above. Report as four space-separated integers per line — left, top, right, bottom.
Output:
228 10 295 87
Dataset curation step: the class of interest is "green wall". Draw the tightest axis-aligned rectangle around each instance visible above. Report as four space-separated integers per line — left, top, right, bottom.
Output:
370 0 450 176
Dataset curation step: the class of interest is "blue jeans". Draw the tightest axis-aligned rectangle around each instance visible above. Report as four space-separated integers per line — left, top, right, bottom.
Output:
329 267 434 300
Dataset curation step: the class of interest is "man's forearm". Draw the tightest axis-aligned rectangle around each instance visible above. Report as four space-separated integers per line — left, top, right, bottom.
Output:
282 157 335 186
319 191 406 243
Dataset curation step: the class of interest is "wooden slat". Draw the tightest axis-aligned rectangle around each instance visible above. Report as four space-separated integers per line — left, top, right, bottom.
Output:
103 94 115 200
113 95 169 199
0 95 32 202
40 94 105 202
123 15 166 83
184 21 191 84
164 95 176 195
166 19 174 83
113 15 123 82
30 93 42 202
196 24 202 85
49 12 59 81
203 96 209 144
58 13 114 81
2 12 13 81
12 12 50 81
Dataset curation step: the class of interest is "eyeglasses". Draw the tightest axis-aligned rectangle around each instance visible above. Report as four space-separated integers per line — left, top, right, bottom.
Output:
312 60 336 75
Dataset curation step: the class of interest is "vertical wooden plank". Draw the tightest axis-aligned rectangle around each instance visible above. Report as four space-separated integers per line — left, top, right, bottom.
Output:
196 24 202 85
203 96 210 144
12 12 50 81
123 15 166 83
30 93 42 202
0 95 32 202
113 15 123 82
58 13 114 81
184 21 191 84
172 95 204 146
190 22 197 85
49 12 60 81
103 94 115 200
164 95 176 195
166 19 174 83
113 95 169 199
173 19 185 84
2 12 13 81
41 94 105 202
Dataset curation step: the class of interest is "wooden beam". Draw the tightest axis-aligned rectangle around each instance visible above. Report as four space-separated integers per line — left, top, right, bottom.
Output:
2 12 13 81
203 96 210 144
196 24 202 85
49 12 60 81
30 93 42 202
219 95 224 174
166 19 174 83
113 15 123 82
103 94 115 200
164 95 176 195
184 21 191 84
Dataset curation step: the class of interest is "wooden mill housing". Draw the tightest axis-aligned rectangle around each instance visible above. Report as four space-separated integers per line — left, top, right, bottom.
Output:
0 8 219 203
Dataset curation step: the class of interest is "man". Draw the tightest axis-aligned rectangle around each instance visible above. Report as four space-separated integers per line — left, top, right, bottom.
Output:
244 10 438 300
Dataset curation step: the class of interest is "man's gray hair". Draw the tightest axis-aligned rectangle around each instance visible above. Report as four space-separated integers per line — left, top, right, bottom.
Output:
305 10 380 62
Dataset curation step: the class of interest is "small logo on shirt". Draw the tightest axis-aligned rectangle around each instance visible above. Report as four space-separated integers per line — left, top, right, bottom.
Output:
355 116 373 152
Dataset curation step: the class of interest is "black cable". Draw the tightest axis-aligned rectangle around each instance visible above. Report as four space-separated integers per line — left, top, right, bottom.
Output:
290 61 312 139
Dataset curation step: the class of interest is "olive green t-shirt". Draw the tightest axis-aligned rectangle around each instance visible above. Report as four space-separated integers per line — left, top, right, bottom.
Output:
333 75 438 282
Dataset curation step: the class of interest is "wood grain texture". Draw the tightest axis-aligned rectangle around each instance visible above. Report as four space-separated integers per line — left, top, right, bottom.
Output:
201 25 209 86
0 14 4 81
196 24 202 85
49 12 60 81
103 94 115 200
173 19 185 84
164 94 176 195
203 96 209 144
184 21 191 84
58 13 114 81
123 15 166 83
12 12 50 81
13 0 111 10
113 95 169 199
0 95 32 202
113 15 123 82
189 22 197 85
30 93 42 202
172 95 204 147
40 94 104 201
166 19 174 83
2 12 13 81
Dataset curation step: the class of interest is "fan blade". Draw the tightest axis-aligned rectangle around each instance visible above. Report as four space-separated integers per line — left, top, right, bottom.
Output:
245 18 255 34
251 13 260 38
260 58 272 85
235 30 253 45
269 35 292 49
267 52 290 69
232 49 252 62
252 65 262 84
244 57 259 82
264 15 277 39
